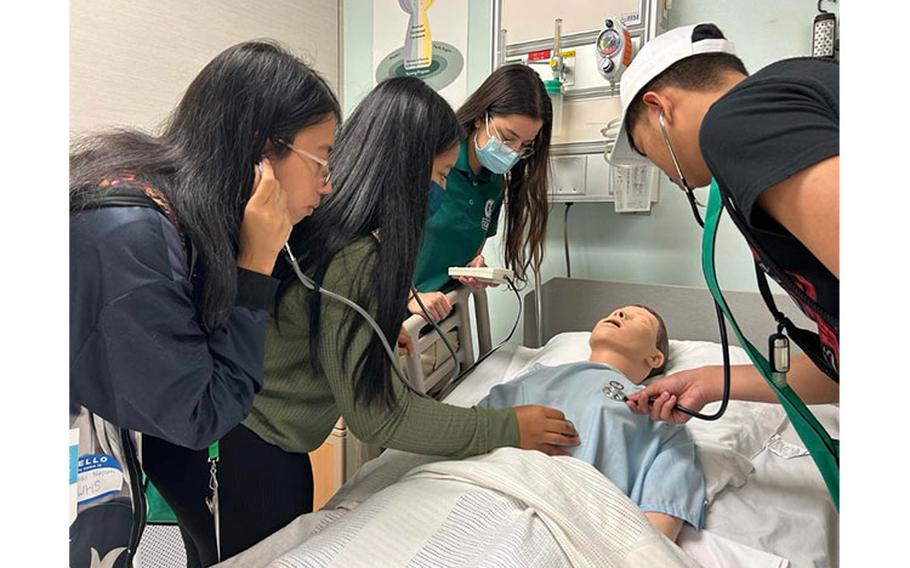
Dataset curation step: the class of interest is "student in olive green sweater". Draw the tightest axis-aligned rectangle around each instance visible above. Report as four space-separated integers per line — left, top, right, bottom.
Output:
145 77 580 567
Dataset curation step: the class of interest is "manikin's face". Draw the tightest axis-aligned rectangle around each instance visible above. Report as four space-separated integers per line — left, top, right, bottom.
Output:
589 305 663 377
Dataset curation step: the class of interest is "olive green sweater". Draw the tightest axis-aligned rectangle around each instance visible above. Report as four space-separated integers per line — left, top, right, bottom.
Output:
243 237 520 455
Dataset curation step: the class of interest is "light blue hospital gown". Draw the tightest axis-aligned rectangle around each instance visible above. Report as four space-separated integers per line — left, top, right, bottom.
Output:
478 361 706 529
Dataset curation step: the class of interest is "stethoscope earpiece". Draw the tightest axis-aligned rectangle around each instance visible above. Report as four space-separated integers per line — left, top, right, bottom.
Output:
658 111 706 226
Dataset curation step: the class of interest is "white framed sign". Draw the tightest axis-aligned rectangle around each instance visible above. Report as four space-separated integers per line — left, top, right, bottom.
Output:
373 0 469 107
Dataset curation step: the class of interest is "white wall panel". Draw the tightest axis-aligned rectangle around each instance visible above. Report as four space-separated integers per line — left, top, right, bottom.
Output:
70 0 339 136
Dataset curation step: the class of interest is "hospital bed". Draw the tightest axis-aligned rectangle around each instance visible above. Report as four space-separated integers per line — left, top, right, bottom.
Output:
316 276 832 500
312 284 494 505
141 278 838 568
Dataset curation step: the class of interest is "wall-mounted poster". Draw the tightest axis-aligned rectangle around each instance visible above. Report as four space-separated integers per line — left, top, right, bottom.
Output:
373 0 468 106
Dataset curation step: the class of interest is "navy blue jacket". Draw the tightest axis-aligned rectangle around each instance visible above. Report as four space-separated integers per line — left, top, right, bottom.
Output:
70 203 277 450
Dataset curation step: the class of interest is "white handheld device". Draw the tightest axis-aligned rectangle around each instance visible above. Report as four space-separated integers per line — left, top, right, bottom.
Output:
448 266 514 284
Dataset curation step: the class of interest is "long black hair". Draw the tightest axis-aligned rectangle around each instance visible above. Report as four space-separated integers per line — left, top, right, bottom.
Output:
456 64 552 284
277 77 463 409
70 40 341 330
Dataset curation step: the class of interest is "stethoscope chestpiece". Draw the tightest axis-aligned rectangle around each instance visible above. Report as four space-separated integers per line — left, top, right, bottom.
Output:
602 380 626 402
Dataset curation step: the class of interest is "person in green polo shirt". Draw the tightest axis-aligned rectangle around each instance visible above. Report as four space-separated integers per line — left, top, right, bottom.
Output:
408 65 553 376
410 64 553 320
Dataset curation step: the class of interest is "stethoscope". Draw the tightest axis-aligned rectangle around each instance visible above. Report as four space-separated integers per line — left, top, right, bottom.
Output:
603 380 629 402
655 111 732 421
282 242 429 395
660 113 839 509
658 112 707 223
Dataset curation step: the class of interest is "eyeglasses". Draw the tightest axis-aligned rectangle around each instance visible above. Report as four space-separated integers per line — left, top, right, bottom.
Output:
486 114 535 159
277 138 331 185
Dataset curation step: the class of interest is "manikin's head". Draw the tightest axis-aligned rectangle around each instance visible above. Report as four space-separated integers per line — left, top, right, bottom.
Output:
589 305 669 384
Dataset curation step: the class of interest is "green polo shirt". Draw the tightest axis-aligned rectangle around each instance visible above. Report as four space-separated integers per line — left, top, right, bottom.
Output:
413 140 505 292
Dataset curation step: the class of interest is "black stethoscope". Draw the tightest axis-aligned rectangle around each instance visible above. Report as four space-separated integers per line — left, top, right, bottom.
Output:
653 111 732 421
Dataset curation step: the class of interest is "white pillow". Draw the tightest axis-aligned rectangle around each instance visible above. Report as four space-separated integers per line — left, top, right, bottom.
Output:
505 331 592 375
659 340 788 461
508 335 788 502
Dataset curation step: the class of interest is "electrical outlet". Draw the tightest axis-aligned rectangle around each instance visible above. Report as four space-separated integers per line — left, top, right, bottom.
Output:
585 154 613 201
551 156 587 197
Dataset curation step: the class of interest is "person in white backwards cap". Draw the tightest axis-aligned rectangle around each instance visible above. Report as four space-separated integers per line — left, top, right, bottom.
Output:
609 24 840 425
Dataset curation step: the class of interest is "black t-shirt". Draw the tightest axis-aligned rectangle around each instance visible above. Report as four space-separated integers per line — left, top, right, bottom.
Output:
700 57 839 374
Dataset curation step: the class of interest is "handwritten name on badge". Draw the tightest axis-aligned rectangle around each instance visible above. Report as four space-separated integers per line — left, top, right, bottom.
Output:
76 453 124 505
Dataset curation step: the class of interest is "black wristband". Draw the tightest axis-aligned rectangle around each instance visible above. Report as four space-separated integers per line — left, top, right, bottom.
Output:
235 268 279 311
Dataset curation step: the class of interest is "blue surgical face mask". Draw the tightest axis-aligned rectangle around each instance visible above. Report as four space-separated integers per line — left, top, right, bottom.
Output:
473 114 520 174
428 180 446 218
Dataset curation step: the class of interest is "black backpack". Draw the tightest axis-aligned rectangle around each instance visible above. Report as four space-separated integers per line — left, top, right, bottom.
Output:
70 187 193 568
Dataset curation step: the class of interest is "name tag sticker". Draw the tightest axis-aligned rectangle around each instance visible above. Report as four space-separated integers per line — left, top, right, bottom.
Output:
69 430 79 484
69 429 79 524
76 453 123 505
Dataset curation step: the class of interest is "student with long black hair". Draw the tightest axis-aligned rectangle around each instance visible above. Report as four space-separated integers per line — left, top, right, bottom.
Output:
407 64 553 372
70 41 340 567
143 76 579 566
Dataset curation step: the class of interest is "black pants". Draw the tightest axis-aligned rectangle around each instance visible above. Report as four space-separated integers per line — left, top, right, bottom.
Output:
143 424 314 567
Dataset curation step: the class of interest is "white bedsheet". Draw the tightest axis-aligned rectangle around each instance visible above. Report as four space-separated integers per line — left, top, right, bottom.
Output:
219 448 699 568
691 404 839 567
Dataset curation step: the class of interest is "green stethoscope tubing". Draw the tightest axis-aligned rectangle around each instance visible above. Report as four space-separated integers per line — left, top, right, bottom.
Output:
702 178 839 510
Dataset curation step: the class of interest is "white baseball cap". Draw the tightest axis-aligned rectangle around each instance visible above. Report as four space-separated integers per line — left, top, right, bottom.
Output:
607 23 736 166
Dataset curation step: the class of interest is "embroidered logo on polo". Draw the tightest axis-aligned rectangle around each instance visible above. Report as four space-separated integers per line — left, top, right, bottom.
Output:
480 199 496 231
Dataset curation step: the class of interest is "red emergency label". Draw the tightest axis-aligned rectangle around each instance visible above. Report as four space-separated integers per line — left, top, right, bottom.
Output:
527 49 552 62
